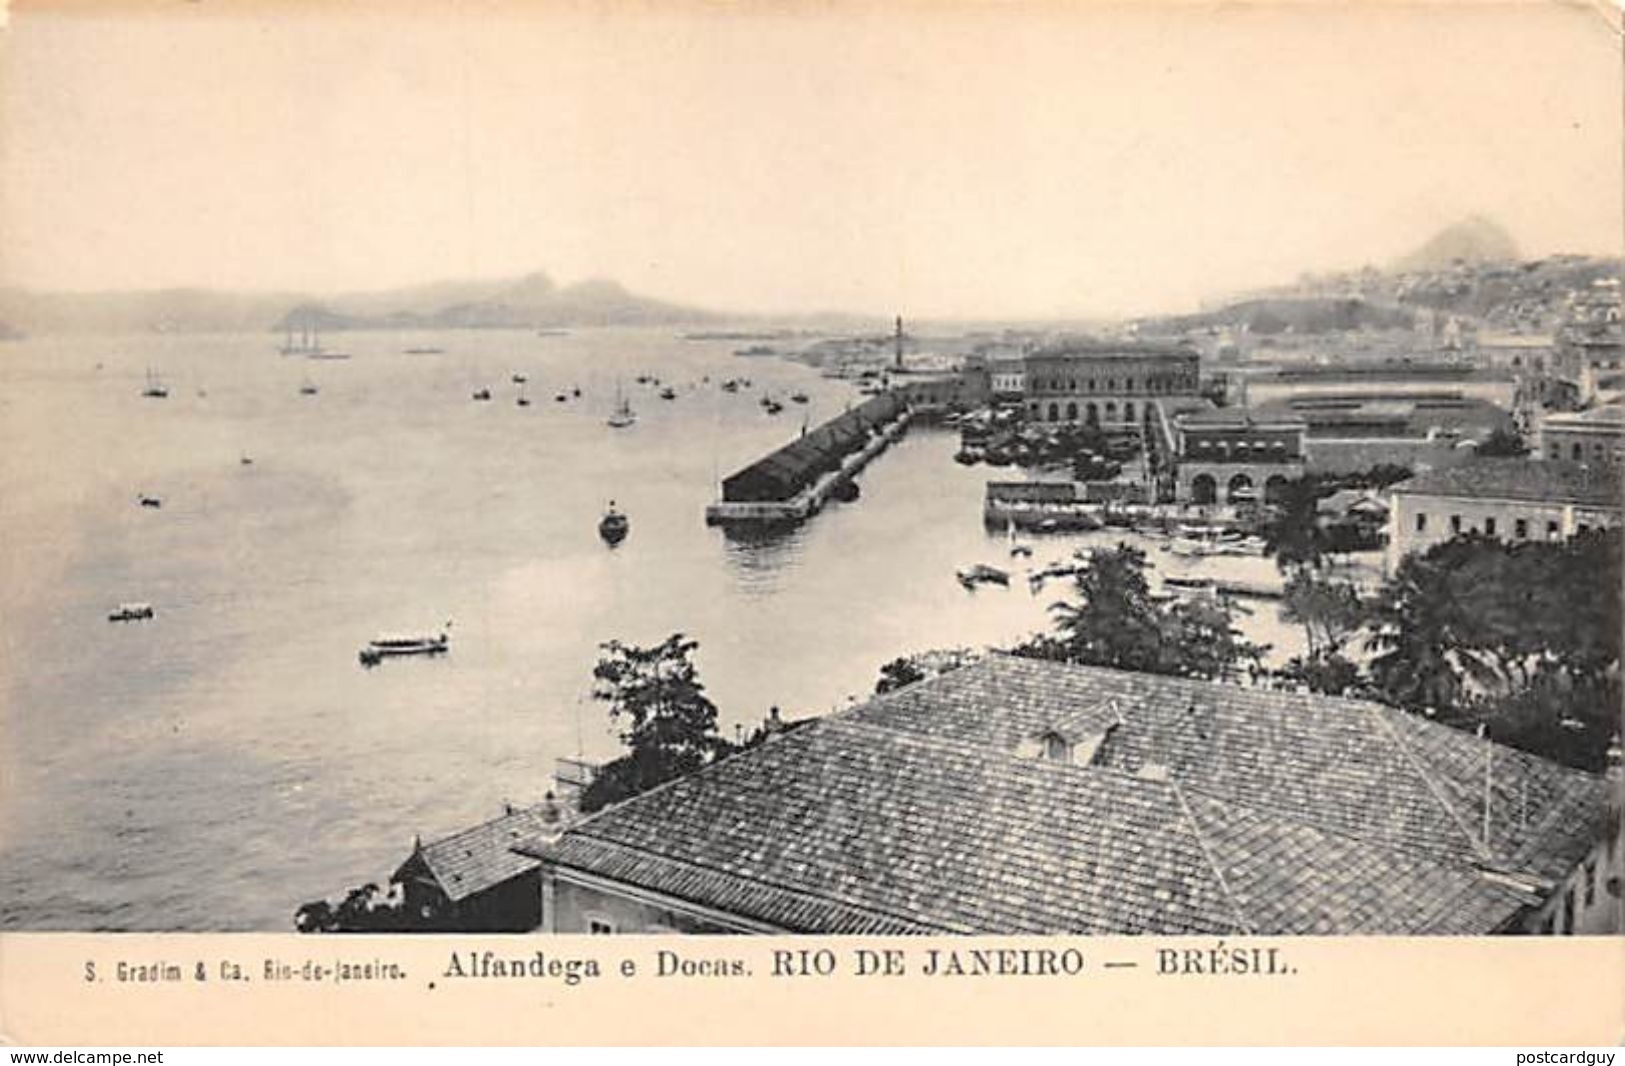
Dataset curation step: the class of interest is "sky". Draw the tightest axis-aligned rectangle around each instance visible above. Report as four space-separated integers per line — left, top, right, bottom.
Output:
0 2 1620 318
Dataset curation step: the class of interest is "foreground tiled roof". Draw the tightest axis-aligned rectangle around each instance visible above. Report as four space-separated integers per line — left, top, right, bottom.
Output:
521 657 1608 935
1391 458 1621 508
395 803 562 902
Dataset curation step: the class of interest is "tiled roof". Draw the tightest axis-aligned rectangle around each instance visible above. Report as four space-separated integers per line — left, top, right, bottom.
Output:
521 657 1608 935
1391 458 1621 508
1176 407 1306 429
395 803 563 903
1543 405 1625 428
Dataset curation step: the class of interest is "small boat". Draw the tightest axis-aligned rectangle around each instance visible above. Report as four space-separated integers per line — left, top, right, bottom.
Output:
306 350 351 361
790 392 809 404
607 385 636 428
957 564 1011 590
108 602 154 622
359 623 451 668
516 384 531 407
571 387 581 398
763 398 784 415
659 386 677 400
141 369 169 399
512 373 528 384
472 388 492 401
555 392 568 403
239 453 254 466
137 494 163 509
403 346 444 355
299 378 319 396
721 379 740 393
598 502 630 546
831 479 860 502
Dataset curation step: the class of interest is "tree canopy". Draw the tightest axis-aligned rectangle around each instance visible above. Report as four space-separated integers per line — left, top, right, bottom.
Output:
1365 530 1622 770
581 633 731 812
1016 544 1263 681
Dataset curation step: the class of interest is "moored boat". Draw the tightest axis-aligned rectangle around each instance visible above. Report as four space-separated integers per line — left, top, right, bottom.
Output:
607 385 636 428
956 563 1011 590
598 501 630 546
109 602 154 622
359 623 451 668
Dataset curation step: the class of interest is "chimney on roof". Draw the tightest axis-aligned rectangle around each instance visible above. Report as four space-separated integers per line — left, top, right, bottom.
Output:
540 790 561 826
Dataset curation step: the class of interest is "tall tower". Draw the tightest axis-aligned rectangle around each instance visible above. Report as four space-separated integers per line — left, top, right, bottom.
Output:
894 314 904 371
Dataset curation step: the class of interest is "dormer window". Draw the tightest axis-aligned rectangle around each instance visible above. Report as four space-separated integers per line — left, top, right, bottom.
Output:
1041 732 1073 763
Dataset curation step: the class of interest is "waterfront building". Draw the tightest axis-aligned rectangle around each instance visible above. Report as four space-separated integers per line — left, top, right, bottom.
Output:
1237 362 1519 411
1384 458 1622 574
516 656 1611 935
1252 394 1513 476
989 353 1026 404
1538 406 1625 468
1169 407 1308 505
895 369 989 413
1022 338 1199 430
390 798 570 931
716 393 906 505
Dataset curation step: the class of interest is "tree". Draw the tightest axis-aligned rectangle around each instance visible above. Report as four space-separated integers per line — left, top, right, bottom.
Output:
1365 530 1622 770
1031 545 1263 680
580 633 730 812
874 656 926 694
1277 651 1362 697
875 648 979 694
1476 426 1529 458
295 882 415 933
1262 476 1331 571
1281 570 1366 659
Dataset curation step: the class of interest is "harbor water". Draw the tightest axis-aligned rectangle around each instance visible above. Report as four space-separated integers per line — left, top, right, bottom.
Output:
0 327 1306 930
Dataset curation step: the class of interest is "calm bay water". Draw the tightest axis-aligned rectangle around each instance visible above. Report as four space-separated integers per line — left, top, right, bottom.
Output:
0 327 1303 930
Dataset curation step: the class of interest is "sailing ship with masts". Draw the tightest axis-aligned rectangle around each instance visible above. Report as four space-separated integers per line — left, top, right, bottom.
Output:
278 308 350 360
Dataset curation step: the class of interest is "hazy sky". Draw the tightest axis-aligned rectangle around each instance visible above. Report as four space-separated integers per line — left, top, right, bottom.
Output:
1 3 1620 317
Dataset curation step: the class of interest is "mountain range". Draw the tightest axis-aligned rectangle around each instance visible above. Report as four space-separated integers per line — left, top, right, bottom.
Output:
0 271 718 337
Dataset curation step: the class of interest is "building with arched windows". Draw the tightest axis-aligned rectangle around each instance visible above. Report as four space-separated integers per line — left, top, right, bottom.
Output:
1023 339 1199 431
1170 407 1308 505
1538 406 1625 469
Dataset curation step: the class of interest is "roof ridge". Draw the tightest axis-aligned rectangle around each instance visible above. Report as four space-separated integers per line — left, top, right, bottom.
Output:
1167 779 1257 935
556 830 964 934
1361 702 1497 866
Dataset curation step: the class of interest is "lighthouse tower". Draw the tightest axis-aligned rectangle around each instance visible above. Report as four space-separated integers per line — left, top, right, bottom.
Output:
894 315 905 371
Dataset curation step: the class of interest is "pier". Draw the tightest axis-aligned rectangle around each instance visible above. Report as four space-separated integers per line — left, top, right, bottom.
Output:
705 393 912 526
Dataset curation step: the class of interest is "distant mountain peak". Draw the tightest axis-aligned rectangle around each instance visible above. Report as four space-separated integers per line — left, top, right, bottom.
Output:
1396 216 1521 271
